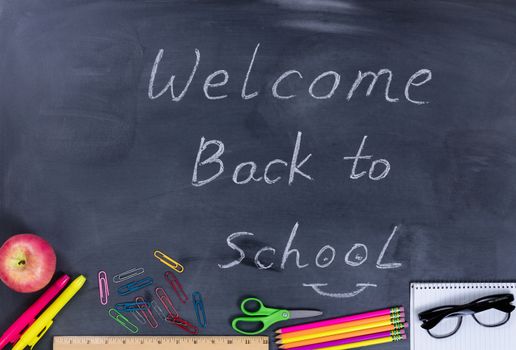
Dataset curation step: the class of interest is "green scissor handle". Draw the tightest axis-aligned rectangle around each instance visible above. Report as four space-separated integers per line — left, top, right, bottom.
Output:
231 298 290 335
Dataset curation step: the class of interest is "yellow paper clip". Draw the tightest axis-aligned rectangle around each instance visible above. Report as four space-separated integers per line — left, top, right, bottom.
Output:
154 250 184 273
108 309 139 334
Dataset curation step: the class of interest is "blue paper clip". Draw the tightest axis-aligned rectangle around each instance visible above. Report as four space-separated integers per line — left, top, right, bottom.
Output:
115 301 150 312
117 277 153 296
192 291 207 328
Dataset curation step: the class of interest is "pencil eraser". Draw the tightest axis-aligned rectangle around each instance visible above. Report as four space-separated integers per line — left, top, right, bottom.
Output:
402 334 407 340
404 322 409 328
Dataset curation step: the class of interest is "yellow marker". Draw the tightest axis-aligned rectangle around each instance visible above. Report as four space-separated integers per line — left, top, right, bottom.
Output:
154 250 184 273
12 275 86 350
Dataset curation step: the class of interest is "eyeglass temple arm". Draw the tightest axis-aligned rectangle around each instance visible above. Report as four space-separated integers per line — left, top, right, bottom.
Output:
495 303 515 313
419 306 467 330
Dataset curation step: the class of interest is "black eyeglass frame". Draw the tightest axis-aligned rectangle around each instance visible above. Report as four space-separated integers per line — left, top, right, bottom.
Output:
418 293 515 339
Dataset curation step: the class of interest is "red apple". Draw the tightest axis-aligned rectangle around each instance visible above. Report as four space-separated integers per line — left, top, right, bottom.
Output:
0 234 56 293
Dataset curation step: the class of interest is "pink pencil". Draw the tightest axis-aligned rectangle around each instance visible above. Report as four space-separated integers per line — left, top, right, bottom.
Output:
276 306 404 334
287 329 405 350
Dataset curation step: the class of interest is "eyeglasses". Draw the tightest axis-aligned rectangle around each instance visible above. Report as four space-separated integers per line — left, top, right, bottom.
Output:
418 293 515 338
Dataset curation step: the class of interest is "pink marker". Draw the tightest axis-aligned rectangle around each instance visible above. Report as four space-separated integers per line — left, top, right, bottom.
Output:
277 306 404 334
0 274 70 350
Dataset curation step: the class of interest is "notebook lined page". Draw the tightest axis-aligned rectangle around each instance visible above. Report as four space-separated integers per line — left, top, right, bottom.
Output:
410 283 516 350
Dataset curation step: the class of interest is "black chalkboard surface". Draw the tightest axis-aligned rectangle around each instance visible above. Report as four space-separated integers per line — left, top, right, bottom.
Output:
1 1 516 349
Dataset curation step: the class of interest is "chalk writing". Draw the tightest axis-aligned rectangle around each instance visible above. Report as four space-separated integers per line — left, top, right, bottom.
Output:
148 48 200 101
218 222 403 298
148 44 432 104
192 131 312 186
343 136 391 181
145 41 432 299
376 226 403 269
302 283 378 298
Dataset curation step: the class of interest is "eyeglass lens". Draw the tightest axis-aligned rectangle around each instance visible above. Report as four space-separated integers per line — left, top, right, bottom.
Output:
427 309 511 338
473 308 511 327
427 315 463 338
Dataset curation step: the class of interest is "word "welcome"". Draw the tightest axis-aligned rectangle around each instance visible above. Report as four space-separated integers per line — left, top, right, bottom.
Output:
148 44 432 104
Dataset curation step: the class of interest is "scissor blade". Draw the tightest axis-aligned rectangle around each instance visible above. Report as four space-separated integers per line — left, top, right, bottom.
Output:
288 310 323 320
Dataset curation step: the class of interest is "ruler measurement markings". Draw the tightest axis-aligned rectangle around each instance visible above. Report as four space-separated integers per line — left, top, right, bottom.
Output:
55 336 268 350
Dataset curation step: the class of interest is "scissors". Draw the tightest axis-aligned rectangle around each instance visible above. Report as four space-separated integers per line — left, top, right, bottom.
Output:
231 297 323 335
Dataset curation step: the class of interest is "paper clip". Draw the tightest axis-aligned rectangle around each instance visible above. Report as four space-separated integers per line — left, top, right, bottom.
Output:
166 315 199 335
192 291 207 328
151 300 168 321
135 296 159 328
114 301 150 313
164 271 188 303
155 287 179 318
113 267 145 283
117 277 153 296
98 271 109 305
154 250 184 273
109 309 139 334
132 311 146 325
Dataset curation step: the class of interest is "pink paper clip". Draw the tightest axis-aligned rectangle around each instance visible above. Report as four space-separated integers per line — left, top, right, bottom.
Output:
98 271 110 305
166 315 199 335
155 287 179 318
135 296 159 328
164 271 188 304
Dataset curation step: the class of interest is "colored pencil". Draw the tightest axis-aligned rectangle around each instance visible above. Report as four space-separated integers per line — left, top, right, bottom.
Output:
307 334 406 350
276 306 403 334
278 329 405 350
276 313 404 340
278 322 408 349
276 317 405 344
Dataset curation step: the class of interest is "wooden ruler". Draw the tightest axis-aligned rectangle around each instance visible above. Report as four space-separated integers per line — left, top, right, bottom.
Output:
54 336 269 350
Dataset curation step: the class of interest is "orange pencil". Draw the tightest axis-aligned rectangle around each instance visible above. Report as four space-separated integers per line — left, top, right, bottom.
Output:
277 322 408 349
277 313 404 341
276 317 405 345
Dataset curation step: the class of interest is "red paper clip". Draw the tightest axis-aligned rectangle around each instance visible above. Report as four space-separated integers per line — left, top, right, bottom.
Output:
164 271 188 304
166 315 199 335
135 296 159 328
155 287 179 318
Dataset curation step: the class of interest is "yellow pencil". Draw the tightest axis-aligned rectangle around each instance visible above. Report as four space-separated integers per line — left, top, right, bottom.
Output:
277 322 407 349
277 313 404 340
276 318 405 344
309 334 406 350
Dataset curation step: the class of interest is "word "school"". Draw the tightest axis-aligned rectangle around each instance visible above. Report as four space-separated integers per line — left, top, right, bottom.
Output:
219 222 402 271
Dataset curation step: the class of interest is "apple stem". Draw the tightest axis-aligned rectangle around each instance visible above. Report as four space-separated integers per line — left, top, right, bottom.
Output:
18 260 26 266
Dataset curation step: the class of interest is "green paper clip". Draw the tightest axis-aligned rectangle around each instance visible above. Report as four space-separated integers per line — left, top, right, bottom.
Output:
108 308 139 333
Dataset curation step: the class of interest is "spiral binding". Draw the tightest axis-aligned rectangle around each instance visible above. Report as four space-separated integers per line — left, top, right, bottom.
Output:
411 282 516 289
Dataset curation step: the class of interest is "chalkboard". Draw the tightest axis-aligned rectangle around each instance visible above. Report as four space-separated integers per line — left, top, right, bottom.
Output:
1 1 516 349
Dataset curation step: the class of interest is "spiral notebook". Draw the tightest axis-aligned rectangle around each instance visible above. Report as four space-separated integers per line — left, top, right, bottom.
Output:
410 282 516 350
